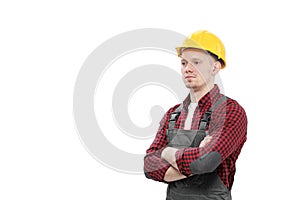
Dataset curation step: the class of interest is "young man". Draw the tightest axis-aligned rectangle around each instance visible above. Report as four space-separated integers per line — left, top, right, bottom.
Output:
144 30 247 200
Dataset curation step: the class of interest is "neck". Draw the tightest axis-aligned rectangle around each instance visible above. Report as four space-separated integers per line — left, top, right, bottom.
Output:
189 83 214 103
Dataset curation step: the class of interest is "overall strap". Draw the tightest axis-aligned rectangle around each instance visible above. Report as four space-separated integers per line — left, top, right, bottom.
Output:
167 96 227 133
167 104 183 131
198 96 227 133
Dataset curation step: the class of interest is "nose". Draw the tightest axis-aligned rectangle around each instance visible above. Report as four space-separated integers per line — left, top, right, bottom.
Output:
184 61 194 72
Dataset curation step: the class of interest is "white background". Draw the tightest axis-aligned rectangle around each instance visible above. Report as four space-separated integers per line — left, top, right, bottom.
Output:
1 0 300 199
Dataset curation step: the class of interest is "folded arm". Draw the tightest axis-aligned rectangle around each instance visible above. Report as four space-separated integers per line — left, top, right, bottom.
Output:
144 105 184 182
161 135 213 182
162 102 247 176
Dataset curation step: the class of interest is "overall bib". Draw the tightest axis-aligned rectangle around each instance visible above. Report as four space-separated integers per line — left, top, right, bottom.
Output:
166 96 231 200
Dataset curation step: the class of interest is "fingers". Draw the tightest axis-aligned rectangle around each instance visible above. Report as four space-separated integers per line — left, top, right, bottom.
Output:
199 135 212 148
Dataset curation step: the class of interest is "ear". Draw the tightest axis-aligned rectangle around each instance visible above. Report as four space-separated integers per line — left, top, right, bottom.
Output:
212 61 221 75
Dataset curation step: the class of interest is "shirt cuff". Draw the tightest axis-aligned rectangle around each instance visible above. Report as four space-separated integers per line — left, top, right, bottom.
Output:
175 148 186 175
175 148 195 176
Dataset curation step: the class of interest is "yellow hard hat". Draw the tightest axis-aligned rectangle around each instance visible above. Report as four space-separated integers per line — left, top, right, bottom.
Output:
176 30 226 68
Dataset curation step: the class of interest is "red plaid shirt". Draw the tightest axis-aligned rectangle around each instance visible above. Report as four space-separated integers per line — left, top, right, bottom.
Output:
144 85 247 190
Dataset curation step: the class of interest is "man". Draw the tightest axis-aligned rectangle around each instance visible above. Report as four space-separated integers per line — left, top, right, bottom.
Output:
144 30 247 200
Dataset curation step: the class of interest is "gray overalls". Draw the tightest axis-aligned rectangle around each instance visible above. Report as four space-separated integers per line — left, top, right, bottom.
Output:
166 96 231 200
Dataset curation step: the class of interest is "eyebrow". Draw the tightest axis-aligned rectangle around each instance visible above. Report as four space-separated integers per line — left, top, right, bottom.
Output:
181 58 203 61
191 58 202 61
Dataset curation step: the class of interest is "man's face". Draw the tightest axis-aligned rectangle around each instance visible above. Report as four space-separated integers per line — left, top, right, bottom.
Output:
180 48 218 91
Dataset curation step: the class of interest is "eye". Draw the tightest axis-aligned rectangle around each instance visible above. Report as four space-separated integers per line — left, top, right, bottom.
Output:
181 60 187 66
194 60 202 65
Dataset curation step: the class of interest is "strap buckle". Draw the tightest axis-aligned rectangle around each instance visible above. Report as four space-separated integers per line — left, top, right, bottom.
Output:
201 111 212 122
169 112 180 122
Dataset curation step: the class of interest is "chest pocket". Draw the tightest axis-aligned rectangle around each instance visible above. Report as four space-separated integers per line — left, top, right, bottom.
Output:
167 129 206 148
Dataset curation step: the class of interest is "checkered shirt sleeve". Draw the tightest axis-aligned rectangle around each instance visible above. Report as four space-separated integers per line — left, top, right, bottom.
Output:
143 105 179 182
175 100 247 176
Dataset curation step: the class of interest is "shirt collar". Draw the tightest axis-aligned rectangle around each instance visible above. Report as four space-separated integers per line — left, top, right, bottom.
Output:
182 84 221 110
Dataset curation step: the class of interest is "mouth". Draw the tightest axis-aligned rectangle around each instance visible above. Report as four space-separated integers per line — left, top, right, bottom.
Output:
185 75 195 79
